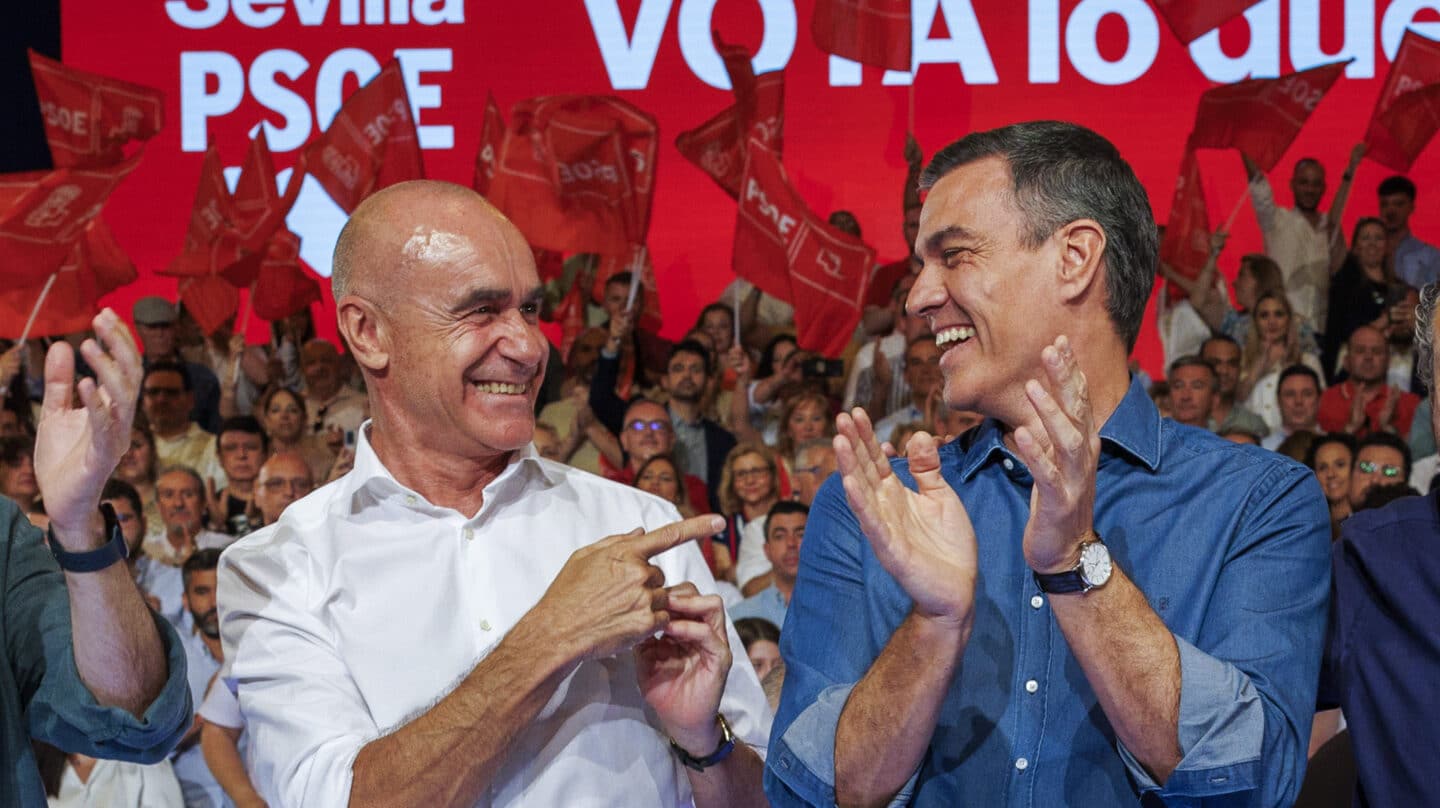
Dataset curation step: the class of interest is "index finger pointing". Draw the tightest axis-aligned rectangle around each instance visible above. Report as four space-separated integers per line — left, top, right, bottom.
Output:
628 514 726 559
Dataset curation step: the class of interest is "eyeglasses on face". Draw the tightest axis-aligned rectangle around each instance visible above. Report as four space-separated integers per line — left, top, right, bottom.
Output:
1357 460 1402 478
624 420 671 433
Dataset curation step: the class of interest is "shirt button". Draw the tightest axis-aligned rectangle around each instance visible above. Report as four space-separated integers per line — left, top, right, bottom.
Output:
479 619 492 631
1025 679 1039 694
463 527 475 541
1030 595 1044 609
1002 458 1015 471
405 494 418 506
1015 757 1029 771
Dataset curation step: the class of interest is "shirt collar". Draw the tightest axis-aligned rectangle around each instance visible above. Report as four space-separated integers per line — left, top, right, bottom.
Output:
957 375 1162 482
341 421 561 517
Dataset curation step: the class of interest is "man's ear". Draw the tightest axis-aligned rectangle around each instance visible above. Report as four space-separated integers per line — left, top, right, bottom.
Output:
1055 219 1106 305
337 294 390 374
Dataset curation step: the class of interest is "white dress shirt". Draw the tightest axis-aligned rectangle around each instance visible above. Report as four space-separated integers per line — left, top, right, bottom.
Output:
1249 175 1334 331
49 759 185 808
218 425 771 808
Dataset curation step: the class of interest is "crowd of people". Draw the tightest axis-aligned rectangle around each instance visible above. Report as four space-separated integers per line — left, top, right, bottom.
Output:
0 120 1436 808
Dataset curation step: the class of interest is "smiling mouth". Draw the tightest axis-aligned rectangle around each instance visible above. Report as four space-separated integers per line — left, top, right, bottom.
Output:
935 326 976 349
471 382 529 395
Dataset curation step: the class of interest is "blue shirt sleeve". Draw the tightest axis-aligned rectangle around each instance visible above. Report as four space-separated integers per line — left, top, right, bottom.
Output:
1118 463 1331 807
5 505 192 763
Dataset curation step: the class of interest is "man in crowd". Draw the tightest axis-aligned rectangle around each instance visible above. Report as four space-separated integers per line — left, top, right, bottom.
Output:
1242 150 1360 331
1264 365 1324 450
1165 355 1217 430
768 122 1329 807
300 340 368 438
1317 281 1440 806
174 549 228 808
729 501 807 628
1380 175 1440 290
133 296 221 433
1346 432 1412 513
210 416 268 536
1 308 190 805
844 272 928 420
144 467 233 567
142 362 225 487
872 336 943 446
790 438 836 507
218 181 770 807
250 452 314 527
103 478 184 625
608 398 709 510
1319 325 1420 437
1200 335 1270 437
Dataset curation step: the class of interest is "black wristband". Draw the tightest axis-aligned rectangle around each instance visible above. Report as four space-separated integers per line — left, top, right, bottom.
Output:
47 502 129 573
670 714 736 772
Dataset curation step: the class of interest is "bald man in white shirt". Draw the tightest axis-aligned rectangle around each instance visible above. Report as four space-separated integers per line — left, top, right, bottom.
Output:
217 181 770 808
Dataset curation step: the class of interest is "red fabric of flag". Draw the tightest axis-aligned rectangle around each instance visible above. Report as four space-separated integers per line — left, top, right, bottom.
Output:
553 280 588 364
304 60 424 214
162 143 249 280
0 151 141 287
1158 150 1211 302
1364 30 1440 172
180 275 239 337
0 217 137 340
676 37 785 199
251 229 322 322
488 96 657 256
27 49 164 168
1187 61 1348 171
734 139 875 356
1149 0 1266 46
232 129 303 255
811 0 912 72
472 93 505 197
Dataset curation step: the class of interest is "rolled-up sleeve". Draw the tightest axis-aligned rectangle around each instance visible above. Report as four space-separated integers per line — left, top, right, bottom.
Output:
1120 464 1331 807
765 474 914 808
219 531 377 808
5 509 191 764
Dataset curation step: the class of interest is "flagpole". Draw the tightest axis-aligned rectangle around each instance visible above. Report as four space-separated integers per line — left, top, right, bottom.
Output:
17 273 59 345
232 281 257 386
1222 187 1250 232
625 247 645 312
733 282 742 350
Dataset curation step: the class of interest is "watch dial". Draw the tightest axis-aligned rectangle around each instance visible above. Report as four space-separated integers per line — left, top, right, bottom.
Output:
1080 542 1112 586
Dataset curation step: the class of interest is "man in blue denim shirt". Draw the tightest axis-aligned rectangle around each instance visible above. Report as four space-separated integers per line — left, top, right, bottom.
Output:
1 309 191 807
766 122 1331 807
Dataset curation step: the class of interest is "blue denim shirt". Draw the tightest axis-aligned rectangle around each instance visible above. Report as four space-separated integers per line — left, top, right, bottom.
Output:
765 377 1331 807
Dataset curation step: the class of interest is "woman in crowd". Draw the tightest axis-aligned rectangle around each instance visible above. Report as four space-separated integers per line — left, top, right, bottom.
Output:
1239 291 1324 434
728 335 801 445
774 389 833 472
714 443 781 595
1324 217 1398 380
1307 433 1357 540
114 423 165 543
733 617 782 681
633 453 725 579
0 435 40 520
258 387 336 482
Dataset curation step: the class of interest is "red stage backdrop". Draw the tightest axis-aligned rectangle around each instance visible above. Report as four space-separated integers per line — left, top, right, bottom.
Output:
59 0 1440 376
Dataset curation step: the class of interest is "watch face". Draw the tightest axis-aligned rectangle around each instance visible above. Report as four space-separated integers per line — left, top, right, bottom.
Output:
1079 541 1112 588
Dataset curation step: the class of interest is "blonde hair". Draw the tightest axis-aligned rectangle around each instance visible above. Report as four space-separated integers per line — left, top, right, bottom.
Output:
718 443 779 517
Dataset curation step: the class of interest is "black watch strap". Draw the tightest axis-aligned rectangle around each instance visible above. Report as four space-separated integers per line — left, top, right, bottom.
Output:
670 714 736 772
1032 566 1087 594
47 502 130 573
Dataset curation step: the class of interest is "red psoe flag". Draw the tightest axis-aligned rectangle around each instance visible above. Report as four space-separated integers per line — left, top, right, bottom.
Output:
304 60 424 214
0 151 142 287
232 129 303 255
1375 84 1440 172
1364 30 1440 172
733 140 875 356
1158 150 1211 302
1149 0 1266 46
179 275 240 337
0 217 137 340
27 49 164 168
1186 61 1348 171
811 0 912 72
676 36 785 199
472 93 505 197
162 143 248 280
251 230 322 322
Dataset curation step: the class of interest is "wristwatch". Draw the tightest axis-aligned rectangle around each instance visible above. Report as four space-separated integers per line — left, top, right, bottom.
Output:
1032 533 1112 595
47 502 130 573
670 713 736 772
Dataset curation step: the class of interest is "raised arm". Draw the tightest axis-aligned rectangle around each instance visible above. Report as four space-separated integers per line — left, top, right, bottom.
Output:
1327 144 1365 274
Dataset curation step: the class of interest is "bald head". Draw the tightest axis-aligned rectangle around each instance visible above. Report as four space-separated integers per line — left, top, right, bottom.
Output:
332 180 519 302
254 451 315 525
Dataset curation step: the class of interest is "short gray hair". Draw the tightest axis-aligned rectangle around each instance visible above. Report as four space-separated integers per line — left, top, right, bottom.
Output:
1417 283 1440 396
920 121 1158 350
